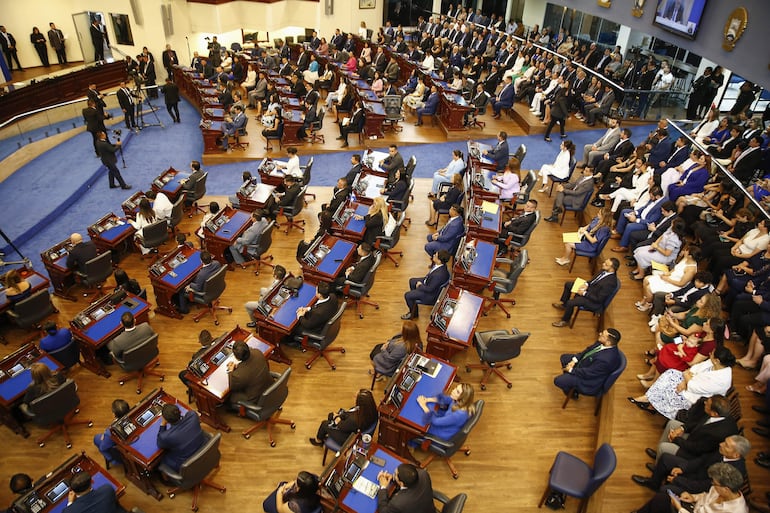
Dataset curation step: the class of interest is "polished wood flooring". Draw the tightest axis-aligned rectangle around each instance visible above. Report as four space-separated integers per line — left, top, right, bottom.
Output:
0 136 766 513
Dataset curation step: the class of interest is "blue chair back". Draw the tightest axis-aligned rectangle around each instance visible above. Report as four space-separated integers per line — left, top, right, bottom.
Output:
574 226 611 259
587 443 617 495
566 189 593 213
599 351 626 397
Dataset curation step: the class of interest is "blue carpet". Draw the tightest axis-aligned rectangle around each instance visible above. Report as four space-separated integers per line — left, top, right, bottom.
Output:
0 97 655 271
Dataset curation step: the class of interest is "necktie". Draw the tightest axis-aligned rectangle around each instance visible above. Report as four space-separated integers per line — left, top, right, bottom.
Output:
589 271 606 286
579 345 603 363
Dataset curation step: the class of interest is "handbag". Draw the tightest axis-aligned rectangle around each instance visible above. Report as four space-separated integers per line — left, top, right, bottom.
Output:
657 316 679 337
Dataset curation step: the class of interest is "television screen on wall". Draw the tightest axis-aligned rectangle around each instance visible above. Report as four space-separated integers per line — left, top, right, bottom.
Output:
652 0 708 40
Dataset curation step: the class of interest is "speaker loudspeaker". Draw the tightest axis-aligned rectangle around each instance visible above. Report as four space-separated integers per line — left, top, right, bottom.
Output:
162 4 174 36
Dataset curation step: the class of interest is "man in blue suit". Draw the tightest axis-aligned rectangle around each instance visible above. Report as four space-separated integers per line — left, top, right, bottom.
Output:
157 404 206 472
63 471 126 513
178 251 222 313
646 129 673 170
612 186 665 252
654 136 690 175
402 250 451 319
491 76 514 118
220 104 247 151
483 131 510 171
415 85 439 126
424 205 465 257
554 328 622 397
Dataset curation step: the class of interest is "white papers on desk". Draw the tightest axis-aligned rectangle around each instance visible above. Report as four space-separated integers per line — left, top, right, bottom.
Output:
203 354 235 399
352 476 379 498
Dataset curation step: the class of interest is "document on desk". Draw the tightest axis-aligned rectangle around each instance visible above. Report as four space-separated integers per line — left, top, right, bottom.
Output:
481 200 499 214
204 354 236 399
352 475 379 499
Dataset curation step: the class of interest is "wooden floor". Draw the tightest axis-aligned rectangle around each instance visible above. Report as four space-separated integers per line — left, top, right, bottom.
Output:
0 99 765 513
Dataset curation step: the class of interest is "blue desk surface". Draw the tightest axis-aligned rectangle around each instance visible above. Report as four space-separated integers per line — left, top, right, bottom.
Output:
204 121 223 132
159 251 202 288
81 298 149 345
270 283 317 330
48 474 117 513
398 359 455 428
445 292 484 343
345 204 369 234
0 356 59 402
127 404 189 461
97 222 134 243
480 207 500 231
161 172 188 194
341 448 401 513
468 241 495 279
0 273 48 309
317 239 355 277
215 210 251 239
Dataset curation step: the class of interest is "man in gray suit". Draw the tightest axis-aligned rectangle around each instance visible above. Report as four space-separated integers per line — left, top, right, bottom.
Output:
228 210 269 266
545 167 595 222
578 118 620 168
108 312 155 360
585 84 616 126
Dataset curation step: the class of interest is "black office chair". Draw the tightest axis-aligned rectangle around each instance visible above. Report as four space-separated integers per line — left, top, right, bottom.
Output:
343 252 381 319
416 400 484 479
466 328 528 390
264 127 283 151
404 155 417 181
186 172 209 217
233 118 250 151
240 221 276 275
23 379 93 448
159 432 226 511
434 491 468 513
510 143 527 166
500 211 540 258
538 443 616 513
383 95 404 132
374 211 404 267
279 185 307 234
7 290 58 344
190 266 232 325
237 369 296 446
309 109 325 144
390 179 414 230
137 219 170 259
46 339 80 370
561 350 626 416
514 170 536 213
76 252 113 298
483 250 528 318
296 302 346 370
113 334 165 394
169 195 187 237
300 157 316 203
548 157 577 197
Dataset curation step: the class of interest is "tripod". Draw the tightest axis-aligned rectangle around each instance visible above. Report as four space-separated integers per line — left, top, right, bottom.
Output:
133 83 164 129
0 228 30 268
113 130 127 168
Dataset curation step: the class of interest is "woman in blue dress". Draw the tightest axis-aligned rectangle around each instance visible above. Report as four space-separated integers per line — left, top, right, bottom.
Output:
417 383 476 439
555 207 613 266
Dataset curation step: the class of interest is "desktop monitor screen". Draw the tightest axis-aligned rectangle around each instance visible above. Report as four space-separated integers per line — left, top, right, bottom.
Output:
652 0 708 40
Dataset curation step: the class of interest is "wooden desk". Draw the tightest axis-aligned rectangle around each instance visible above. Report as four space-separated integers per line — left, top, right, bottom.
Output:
451 238 497 293
148 245 202 319
362 101 385 139
319 437 409 513
121 191 146 219
69 293 151 378
200 119 224 154
203 107 225 120
0 268 50 314
467 140 498 173
360 150 390 175
425 286 484 360
183 327 274 431
12 453 124 513
202 207 253 265
466 197 502 241
281 110 304 147
87 212 136 260
40 238 76 301
376 353 457 462
253 275 318 364
110 388 189 499
0 344 61 437
299 234 357 283
467 162 500 202
351 171 386 205
330 201 369 243
257 158 284 187
151 167 188 203
439 91 472 131
236 182 275 212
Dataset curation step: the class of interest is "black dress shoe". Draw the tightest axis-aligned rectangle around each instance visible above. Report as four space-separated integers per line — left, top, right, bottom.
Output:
753 404 770 415
544 215 559 223
645 448 657 459
645 462 656 473
753 426 770 439
121 185 132 190
109 185 119 189
631 475 655 489
308 438 324 447
757 418 770 428
755 457 770 469
246 322 257 328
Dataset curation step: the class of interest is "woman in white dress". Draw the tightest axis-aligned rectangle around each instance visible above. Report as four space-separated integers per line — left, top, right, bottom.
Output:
635 245 700 312
600 156 652 212
130 199 157 255
261 93 281 127
537 139 575 192
421 52 435 72
404 77 427 112
628 346 735 419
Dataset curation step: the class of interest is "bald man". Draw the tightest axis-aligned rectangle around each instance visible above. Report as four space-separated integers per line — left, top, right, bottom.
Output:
65 233 98 274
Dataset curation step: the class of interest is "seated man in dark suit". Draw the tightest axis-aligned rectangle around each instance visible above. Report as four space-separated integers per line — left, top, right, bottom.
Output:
402 250 451 320
156 404 206 472
376 463 434 513
631 433 749 494
322 177 351 213
220 104 247 151
552 258 620 327
108 312 156 360
179 330 214 386
497 199 538 255
178 251 222 313
424 204 465 257
93 399 130 467
415 85 439 126
289 282 339 343
63 471 127 513
334 243 375 291
345 155 363 187
265 175 302 219
338 100 365 148
66 233 98 275
226 341 271 409
554 327 622 397
544 167 595 222
181 160 205 207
